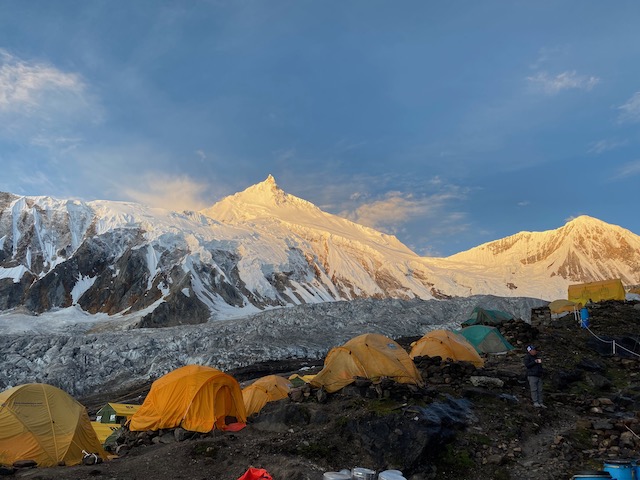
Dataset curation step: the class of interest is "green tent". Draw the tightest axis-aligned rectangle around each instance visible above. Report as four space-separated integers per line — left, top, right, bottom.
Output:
458 325 514 354
95 403 140 424
461 307 514 327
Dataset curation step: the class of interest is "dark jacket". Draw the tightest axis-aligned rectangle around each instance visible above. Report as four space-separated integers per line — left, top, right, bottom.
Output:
524 352 543 377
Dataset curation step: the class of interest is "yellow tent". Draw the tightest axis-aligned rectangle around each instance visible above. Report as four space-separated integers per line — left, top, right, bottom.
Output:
409 330 485 367
568 279 625 307
129 365 246 433
548 299 578 314
310 333 424 393
242 375 292 416
288 373 316 385
90 422 121 445
0 383 107 467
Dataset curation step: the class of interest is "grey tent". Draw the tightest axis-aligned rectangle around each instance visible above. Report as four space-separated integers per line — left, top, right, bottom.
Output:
461 307 514 327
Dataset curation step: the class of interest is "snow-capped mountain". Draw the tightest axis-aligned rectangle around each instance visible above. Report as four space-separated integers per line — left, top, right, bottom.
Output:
1 177 639 329
446 215 640 294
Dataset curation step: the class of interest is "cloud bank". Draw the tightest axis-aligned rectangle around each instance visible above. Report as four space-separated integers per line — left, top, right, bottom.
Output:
119 173 211 212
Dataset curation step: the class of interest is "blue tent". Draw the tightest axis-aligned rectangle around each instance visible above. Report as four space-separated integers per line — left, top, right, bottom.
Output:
458 325 514 354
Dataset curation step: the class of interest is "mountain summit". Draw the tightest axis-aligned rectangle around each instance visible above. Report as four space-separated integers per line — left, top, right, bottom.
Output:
201 174 309 221
448 215 640 287
201 175 411 255
1 182 639 328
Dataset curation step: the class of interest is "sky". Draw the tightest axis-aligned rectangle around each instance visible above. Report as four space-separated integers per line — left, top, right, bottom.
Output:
0 1 639 257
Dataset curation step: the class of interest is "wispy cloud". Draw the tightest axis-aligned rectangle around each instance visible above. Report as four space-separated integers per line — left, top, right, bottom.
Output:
611 160 640 180
340 190 464 235
617 92 640 123
119 173 212 211
528 46 567 70
0 49 88 113
588 139 627 154
526 71 600 95
0 49 101 148
517 201 530 207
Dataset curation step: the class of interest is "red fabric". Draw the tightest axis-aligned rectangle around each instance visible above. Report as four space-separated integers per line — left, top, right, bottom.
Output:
237 467 273 480
223 422 246 432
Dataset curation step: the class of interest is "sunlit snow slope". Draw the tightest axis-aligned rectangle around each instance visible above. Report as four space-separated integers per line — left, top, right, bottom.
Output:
1 179 639 328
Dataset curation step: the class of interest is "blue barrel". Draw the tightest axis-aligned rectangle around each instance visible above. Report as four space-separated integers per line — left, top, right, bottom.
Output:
632 460 640 480
580 308 590 328
603 459 633 480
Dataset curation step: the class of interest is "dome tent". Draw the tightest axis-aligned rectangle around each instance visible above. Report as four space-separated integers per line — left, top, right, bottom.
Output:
95 402 140 424
242 375 292 416
548 299 578 315
461 307 514 327
458 325 514 354
129 365 246 433
310 333 424 394
409 329 484 367
0 383 107 467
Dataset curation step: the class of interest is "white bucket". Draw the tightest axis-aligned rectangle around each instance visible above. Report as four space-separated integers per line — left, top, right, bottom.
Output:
378 471 406 480
352 467 376 480
323 473 351 480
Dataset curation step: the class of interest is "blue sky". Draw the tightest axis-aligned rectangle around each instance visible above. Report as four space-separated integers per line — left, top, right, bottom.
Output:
1 1 639 256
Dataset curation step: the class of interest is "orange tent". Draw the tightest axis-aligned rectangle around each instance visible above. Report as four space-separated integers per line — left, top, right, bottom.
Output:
242 375 292 416
310 333 424 393
0 383 107 467
409 329 484 367
129 365 246 433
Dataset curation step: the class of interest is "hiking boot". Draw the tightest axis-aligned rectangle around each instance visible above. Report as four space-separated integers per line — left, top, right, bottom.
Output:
533 403 542 408
539 403 547 408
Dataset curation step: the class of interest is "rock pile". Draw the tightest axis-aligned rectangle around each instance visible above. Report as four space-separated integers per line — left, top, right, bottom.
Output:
106 426 210 457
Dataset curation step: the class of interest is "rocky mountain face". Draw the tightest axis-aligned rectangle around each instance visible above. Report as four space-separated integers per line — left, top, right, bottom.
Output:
1 178 639 328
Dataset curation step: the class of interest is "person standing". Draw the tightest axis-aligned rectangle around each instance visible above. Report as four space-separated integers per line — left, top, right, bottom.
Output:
524 345 546 408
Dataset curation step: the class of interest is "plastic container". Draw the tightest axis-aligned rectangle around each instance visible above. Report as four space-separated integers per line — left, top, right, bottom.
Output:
323 473 351 480
603 459 633 480
351 467 376 480
378 471 406 480
571 471 612 479
632 460 640 480
580 308 590 328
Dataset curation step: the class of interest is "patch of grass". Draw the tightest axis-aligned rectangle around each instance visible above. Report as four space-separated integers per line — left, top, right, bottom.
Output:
500 415 526 440
366 398 402 416
335 415 350 427
191 442 218 458
491 467 510 480
606 367 631 389
468 433 492 446
435 444 475 474
565 427 594 450
567 381 593 396
297 442 337 460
